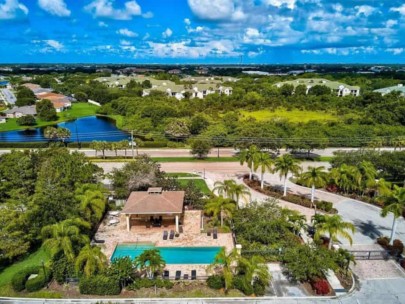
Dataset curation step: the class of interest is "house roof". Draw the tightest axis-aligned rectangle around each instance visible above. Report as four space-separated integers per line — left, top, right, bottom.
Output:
4 105 37 115
122 189 185 215
374 84 405 95
275 78 360 91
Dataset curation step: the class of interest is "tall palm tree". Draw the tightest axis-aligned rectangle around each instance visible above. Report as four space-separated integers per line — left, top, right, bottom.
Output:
209 247 239 293
213 180 236 198
274 154 301 196
379 185 405 244
204 196 236 227
230 183 251 207
358 161 377 194
238 255 270 291
75 184 106 222
253 152 274 189
330 164 362 194
238 145 259 180
41 218 90 261
314 215 355 250
75 244 107 277
300 166 328 206
134 249 166 278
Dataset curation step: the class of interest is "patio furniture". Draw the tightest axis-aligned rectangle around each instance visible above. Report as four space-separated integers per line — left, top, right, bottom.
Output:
163 270 169 280
108 219 119 226
163 231 168 240
169 230 175 240
146 223 151 228
213 228 218 239
175 271 181 280
183 274 189 280
179 226 183 233
191 270 196 280
207 229 211 236
108 211 120 216
93 238 105 244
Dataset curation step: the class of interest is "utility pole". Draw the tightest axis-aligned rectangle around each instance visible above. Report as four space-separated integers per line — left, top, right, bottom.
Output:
131 130 135 159
217 147 220 158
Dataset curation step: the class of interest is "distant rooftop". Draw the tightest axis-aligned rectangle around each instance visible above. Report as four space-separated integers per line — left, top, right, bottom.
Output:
275 78 360 91
374 84 405 95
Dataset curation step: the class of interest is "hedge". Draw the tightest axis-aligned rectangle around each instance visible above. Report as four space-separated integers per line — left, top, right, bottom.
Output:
206 275 225 289
79 275 121 295
0 142 49 149
11 265 51 292
128 278 173 290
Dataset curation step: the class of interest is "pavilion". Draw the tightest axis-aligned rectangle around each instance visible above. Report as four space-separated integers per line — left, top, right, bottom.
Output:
122 187 185 233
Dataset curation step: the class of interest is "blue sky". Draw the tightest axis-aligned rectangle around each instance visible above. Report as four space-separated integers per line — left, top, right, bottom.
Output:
0 0 405 64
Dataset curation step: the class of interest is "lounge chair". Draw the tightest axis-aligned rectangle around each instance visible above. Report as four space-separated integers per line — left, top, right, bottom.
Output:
207 229 211 236
163 270 169 280
213 228 218 239
175 271 181 280
191 270 196 280
169 230 175 240
163 231 168 240
183 274 189 280
179 226 184 233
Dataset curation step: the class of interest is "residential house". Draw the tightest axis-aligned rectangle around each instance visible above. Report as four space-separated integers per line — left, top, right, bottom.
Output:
0 115 6 124
36 92 72 112
374 84 405 96
4 105 37 118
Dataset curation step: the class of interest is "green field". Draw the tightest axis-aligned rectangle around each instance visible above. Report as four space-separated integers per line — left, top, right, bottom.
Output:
0 102 98 132
0 247 50 288
177 179 211 195
165 172 200 177
240 109 338 123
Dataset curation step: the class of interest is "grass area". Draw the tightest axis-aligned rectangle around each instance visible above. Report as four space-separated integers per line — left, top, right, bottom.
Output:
89 157 239 163
165 172 200 177
0 102 98 132
0 247 50 288
240 109 338 123
177 179 211 195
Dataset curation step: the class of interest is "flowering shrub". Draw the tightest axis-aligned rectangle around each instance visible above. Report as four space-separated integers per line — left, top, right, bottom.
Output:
312 279 330 295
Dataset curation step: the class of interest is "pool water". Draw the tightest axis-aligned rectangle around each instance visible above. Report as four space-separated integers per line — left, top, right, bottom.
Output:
111 244 222 264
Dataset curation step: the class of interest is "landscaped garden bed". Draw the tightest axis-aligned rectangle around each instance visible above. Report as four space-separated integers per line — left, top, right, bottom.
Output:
243 176 337 214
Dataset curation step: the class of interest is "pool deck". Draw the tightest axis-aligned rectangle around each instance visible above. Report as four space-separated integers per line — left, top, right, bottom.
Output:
95 210 234 277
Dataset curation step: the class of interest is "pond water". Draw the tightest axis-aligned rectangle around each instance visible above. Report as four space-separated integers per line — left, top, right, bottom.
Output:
0 116 130 143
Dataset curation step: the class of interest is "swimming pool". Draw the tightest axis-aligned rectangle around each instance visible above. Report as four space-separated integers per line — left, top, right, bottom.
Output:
111 244 222 264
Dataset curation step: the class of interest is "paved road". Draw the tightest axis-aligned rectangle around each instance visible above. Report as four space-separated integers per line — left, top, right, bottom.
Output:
0 88 16 105
0 147 399 157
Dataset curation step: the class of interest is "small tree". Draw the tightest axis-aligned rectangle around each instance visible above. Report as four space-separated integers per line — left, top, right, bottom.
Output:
16 115 36 126
108 257 135 288
134 249 166 278
190 139 212 159
36 99 57 121
314 215 355 250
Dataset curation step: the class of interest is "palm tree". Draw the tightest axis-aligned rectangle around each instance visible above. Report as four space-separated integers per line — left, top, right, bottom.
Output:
41 218 90 261
134 249 166 278
300 166 328 206
213 180 236 198
90 141 100 157
75 244 107 277
75 184 106 222
330 164 361 194
209 247 239 293
253 152 274 189
314 215 355 250
358 161 377 194
56 127 71 145
230 183 251 207
238 255 270 291
274 154 301 196
238 145 259 180
204 196 236 227
379 185 405 244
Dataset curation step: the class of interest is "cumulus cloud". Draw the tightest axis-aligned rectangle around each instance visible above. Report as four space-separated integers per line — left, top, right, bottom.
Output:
142 11 153 18
0 0 28 20
184 18 191 25
162 28 173 38
355 5 376 17
386 48 404 55
32 39 64 52
84 0 142 20
187 0 235 21
390 4 405 15
98 21 108 27
38 0 70 17
266 0 296 10
116 28 138 37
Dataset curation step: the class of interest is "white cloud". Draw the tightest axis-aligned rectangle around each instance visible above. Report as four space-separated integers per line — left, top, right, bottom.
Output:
386 48 404 55
84 0 142 20
184 18 191 25
0 0 28 20
116 28 138 37
266 0 296 10
390 4 405 16
143 33 150 40
187 0 235 21
32 39 64 53
121 45 136 52
142 11 153 18
38 0 70 17
120 40 131 46
301 46 376 56
98 21 108 27
46 40 64 51
162 28 173 38
355 5 376 17
386 19 398 28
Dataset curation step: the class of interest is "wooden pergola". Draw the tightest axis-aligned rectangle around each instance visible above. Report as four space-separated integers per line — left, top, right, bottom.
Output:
122 188 185 233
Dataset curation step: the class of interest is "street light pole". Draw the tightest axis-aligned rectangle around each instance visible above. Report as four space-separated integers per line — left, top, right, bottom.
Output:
131 130 135 159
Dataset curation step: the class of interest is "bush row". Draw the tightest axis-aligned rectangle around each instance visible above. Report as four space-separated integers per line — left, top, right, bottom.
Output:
206 275 266 296
377 237 404 257
79 275 121 295
11 265 51 292
127 278 173 290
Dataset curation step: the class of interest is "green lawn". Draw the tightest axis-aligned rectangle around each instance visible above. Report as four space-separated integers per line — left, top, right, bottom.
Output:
0 247 50 288
165 172 200 177
89 157 239 163
240 109 338 123
177 179 211 195
0 102 98 132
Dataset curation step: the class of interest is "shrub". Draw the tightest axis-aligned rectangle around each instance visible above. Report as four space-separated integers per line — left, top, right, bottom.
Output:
11 267 35 292
390 239 404 256
232 276 254 295
51 256 75 285
11 265 51 292
26 267 51 292
377 236 390 248
206 275 225 290
253 279 266 296
128 278 173 290
312 279 330 295
79 275 121 295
